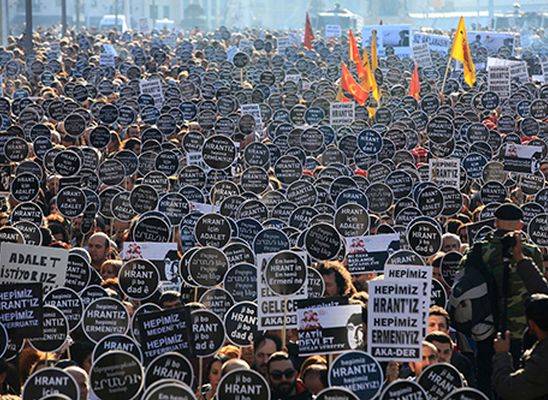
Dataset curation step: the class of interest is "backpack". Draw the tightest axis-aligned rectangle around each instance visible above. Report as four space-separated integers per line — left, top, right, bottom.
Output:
447 242 499 342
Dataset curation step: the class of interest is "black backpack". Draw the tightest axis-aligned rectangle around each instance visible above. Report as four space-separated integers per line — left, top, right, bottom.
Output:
447 243 500 341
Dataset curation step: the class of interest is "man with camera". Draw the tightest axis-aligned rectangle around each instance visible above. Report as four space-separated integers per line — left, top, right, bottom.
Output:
472 203 548 396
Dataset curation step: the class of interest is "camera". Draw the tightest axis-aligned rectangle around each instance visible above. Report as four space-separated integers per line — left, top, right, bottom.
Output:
501 234 516 257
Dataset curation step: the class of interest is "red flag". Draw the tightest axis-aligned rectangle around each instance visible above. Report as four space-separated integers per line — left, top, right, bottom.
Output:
341 62 369 105
348 30 367 89
304 13 314 50
409 64 420 100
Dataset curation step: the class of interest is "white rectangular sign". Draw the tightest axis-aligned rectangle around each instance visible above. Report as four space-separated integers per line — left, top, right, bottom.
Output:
412 43 432 68
488 65 511 99
0 242 68 293
368 279 424 362
257 252 307 330
330 102 355 132
325 25 342 38
429 158 460 187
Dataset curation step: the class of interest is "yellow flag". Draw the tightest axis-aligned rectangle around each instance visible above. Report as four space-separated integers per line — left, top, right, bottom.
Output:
371 30 378 71
450 16 476 87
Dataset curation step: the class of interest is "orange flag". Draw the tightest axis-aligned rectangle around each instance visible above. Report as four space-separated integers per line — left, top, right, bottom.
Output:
409 63 420 99
348 30 367 88
341 62 369 105
336 82 351 102
304 13 314 50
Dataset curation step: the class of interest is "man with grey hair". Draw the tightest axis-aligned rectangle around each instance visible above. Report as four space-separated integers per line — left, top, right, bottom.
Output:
442 232 462 253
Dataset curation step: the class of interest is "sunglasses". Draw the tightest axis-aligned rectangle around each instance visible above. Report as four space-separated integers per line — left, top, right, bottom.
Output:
269 369 296 380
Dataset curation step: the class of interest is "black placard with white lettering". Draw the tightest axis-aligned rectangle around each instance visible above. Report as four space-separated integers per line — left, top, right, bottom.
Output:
431 278 448 308
44 287 83 332
90 351 143 400
158 193 189 226
191 310 225 357
92 334 143 364
64 113 87 137
328 351 383 400
0 282 43 337
441 251 463 288
53 150 82 177
417 186 444 218
133 216 171 243
64 252 91 292
0 323 6 359
380 380 428 400
9 202 43 226
305 223 342 261
528 213 548 247
82 297 129 343
29 305 68 353
253 228 289 254
335 204 369 237
317 387 360 400
188 247 229 287
444 388 490 400
0 226 24 244
426 115 454 144
202 135 236 170
56 186 86 219
80 203 97 235
130 184 159 215
274 155 302 185
365 183 394 214
194 213 231 248
118 259 160 301
10 173 40 202
407 220 442 257
418 363 464 400
224 301 258 347
137 307 193 363
4 136 29 162
224 262 257 303
265 251 307 296
22 367 79 400
144 352 194 388
12 221 42 246
98 159 125 186
216 368 270 400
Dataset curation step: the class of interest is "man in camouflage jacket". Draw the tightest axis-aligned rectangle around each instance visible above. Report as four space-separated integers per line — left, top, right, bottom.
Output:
466 203 547 398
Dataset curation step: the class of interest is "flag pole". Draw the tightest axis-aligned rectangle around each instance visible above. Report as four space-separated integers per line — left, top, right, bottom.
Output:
441 56 452 98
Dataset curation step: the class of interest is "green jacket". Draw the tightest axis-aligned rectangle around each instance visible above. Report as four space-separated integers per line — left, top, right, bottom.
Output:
462 230 545 337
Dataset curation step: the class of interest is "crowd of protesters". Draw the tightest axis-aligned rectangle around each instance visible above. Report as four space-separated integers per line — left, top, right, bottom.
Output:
0 14 546 400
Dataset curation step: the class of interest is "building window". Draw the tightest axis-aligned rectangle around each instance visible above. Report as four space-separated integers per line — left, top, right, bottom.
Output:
150 5 158 19
163 6 169 18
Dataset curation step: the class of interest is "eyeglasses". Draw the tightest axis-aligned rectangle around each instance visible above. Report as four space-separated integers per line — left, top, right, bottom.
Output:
269 369 296 380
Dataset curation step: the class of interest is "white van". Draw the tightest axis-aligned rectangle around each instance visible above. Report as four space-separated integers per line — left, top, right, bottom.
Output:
99 15 130 32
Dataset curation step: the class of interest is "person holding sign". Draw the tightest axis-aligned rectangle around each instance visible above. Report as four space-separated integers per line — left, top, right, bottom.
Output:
492 294 548 399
